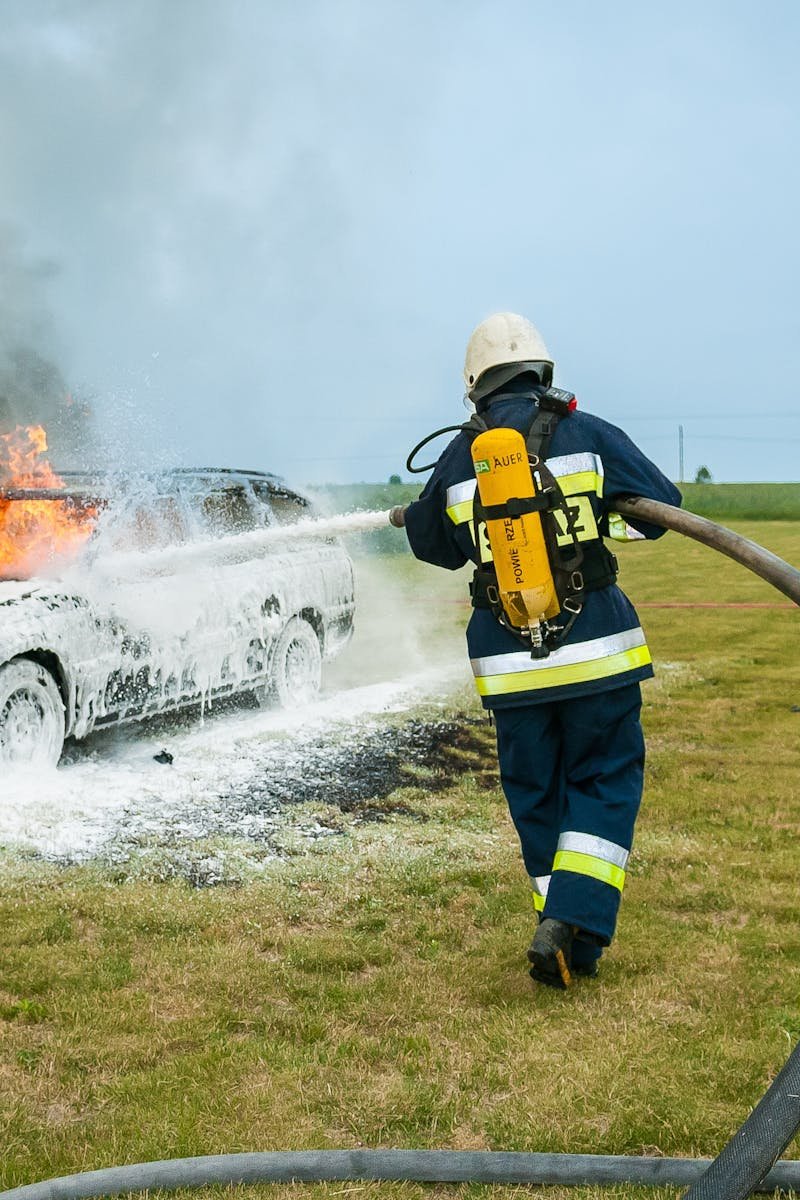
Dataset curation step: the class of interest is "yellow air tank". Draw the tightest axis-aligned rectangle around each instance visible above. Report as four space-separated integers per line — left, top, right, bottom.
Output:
471 428 560 634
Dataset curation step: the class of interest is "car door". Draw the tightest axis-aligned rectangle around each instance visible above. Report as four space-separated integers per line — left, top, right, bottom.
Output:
82 489 231 721
176 477 279 697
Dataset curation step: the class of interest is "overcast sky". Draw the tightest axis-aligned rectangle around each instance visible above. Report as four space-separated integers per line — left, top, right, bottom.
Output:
1 1 798 485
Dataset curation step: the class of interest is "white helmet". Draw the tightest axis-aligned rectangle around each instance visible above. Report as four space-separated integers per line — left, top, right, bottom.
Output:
463 312 553 402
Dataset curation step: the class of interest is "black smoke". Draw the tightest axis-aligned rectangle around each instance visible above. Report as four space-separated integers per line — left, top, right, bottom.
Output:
0 226 93 467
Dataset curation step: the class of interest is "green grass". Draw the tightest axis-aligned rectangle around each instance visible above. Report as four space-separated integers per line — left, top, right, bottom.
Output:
1 522 800 1198
678 482 800 520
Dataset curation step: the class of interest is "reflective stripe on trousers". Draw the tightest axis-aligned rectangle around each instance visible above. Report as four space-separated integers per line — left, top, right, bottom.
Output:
553 831 629 893
496 684 644 944
531 831 629 909
471 628 651 696
530 874 550 912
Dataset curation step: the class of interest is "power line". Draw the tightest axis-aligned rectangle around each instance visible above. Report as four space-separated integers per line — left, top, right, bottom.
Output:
610 413 800 423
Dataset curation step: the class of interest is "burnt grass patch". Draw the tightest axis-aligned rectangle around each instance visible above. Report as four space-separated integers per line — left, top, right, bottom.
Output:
21 712 501 883
234 713 497 824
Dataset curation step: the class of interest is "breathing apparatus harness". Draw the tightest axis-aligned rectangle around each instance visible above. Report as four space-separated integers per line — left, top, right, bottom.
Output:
406 387 619 657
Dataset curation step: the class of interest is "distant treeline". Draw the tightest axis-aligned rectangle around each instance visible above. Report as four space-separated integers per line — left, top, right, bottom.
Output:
313 481 800 554
676 483 800 521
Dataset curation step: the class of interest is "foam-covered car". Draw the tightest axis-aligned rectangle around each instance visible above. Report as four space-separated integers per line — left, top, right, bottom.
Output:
0 469 355 765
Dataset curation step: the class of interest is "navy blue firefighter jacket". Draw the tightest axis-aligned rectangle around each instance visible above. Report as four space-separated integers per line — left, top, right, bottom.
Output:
404 385 682 709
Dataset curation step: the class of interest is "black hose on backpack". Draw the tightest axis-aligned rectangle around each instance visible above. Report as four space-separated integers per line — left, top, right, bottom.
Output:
4 1148 800 1200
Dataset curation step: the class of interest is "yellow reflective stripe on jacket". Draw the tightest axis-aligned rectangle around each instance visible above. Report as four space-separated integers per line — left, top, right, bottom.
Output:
472 628 651 696
551 494 599 546
447 500 474 524
558 470 603 498
445 480 476 525
607 511 647 542
552 849 626 892
475 646 651 695
548 452 604 499
444 453 604 526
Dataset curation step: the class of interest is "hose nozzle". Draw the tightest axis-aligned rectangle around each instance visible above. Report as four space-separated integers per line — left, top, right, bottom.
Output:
388 505 408 528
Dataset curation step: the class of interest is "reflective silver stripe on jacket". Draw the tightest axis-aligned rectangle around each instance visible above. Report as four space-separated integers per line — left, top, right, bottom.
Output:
472 627 651 696
445 480 476 509
471 627 648 679
546 452 604 497
445 452 605 526
556 832 629 870
445 480 477 524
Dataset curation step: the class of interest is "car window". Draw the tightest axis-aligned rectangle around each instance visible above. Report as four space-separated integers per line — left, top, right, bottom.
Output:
199 485 259 535
131 495 189 549
251 481 309 525
102 493 190 552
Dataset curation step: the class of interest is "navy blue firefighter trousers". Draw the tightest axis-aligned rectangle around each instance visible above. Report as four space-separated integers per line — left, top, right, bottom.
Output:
493 683 645 955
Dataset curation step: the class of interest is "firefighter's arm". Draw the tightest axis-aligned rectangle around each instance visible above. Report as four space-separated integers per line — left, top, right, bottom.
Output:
597 421 682 542
397 468 469 571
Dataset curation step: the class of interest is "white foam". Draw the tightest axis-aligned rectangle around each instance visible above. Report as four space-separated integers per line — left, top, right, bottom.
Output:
0 666 464 862
87 510 392 580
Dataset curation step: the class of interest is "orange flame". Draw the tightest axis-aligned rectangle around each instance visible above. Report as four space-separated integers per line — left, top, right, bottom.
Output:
0 426 97 581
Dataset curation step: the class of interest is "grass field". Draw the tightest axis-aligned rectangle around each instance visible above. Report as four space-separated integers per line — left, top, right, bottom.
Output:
672 482 800 521
1 519 799 1198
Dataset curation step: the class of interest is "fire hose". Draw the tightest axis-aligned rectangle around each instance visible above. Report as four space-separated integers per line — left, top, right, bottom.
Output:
3 499 799 1200
390 496 800 606
613 496 800 606
4 1140 800 1200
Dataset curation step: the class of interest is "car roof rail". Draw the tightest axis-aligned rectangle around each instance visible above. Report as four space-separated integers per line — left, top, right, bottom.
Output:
54 467 286 485
0 486 106 507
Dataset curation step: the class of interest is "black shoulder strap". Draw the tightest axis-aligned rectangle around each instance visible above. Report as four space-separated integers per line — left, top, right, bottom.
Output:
460 413 490 439
525 407 561 461
524 386 576 460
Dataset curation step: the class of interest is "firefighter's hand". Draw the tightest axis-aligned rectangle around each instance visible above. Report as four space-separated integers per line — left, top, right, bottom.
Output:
388 505 407 528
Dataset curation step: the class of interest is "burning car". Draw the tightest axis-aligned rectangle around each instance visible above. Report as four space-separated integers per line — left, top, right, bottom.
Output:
0 427 355 766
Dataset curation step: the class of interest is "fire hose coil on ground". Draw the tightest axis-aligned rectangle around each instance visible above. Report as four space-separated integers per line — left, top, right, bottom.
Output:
3 1144 800 1200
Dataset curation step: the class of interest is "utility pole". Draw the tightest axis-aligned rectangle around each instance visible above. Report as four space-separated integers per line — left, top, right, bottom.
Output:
678 424 684 483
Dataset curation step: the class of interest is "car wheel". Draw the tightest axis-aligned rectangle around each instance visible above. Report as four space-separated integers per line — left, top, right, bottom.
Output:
0 658 66 767
269 617 322 708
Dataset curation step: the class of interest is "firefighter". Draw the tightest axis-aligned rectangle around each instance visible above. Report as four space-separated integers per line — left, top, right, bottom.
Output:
392 313 681 988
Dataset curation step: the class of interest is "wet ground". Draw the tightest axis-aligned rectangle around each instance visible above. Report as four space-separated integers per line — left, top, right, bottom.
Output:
2 669 495 883
218 714 493 822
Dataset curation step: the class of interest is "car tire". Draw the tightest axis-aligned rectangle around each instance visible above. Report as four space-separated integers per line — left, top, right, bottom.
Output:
268 617 322 708
0 658 66 767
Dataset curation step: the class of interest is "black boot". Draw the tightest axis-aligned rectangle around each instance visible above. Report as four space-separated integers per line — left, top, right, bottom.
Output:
527 918 575 989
